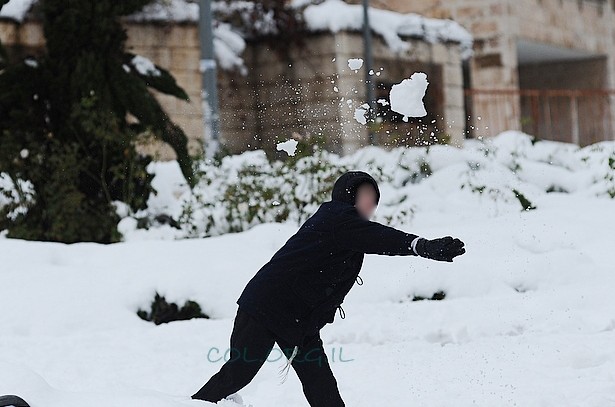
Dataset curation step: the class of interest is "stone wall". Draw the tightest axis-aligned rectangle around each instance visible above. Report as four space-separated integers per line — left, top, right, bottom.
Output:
124 21 204 160
223 31 466 155
1 18 466 159
514 0 614 57
217 34 343 155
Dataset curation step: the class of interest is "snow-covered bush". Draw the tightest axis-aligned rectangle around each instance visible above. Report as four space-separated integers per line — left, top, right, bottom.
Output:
7 130 610 241
111 131 615 241
178 148 351 237
0 173 35 226
137 291 209 325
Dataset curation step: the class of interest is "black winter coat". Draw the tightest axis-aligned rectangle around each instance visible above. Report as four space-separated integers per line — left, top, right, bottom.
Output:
236 172 421 347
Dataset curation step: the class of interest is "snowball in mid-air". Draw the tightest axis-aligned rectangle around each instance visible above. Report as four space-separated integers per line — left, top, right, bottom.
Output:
348 58 364 70
276 139 299 156
354 107 368 124
389 72 428 119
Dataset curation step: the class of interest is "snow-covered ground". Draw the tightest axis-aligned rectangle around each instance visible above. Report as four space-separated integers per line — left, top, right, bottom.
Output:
1 132 615 406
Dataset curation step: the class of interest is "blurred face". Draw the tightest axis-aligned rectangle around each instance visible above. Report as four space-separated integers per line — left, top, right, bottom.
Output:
355 183 377 219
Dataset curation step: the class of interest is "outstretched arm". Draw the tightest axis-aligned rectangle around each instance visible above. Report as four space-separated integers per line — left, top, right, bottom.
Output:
332 207 465 261
333 213 421 255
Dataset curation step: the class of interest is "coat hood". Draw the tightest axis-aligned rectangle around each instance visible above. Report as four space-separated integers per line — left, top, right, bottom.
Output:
331 171 380 206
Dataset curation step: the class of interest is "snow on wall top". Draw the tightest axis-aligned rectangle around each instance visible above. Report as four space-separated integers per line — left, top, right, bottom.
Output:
0 0 247 74
1 0 473 70
128 0 473 58
0 0 201 24
0 0 36 22
303 0 473 59
127 0 199 23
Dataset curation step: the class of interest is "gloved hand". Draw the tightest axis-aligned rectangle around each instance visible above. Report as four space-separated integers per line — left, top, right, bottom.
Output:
412 236 465 262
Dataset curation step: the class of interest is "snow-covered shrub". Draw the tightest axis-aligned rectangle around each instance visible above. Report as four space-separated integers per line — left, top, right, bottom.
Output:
596 152 615 198
137 291 209 325
178 148 350 237
609 156 615 198
113 131 615 241
0 174 35 225
410 290 446 301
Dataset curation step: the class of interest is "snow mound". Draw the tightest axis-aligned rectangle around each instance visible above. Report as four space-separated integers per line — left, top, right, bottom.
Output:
0 360 208 406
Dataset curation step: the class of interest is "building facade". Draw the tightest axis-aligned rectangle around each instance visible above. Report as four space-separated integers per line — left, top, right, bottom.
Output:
374 0 615 145
6 0 609 161
0 9 467 159
216 31 466 156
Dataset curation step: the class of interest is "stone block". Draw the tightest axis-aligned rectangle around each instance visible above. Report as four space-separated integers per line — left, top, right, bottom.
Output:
19 22 44 47
443 63 463 87
0 21 18 45
170 47 200 71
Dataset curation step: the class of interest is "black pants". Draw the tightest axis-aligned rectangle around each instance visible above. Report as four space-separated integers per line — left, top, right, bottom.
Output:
191 308 345 406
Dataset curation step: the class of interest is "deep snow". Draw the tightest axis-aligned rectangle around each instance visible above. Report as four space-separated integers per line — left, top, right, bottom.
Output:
1 132 615 406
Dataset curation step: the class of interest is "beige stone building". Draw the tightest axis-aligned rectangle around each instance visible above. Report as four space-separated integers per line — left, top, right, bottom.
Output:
121 2 470 157
0 2 469 160
4 0 610 161
216 32 466 156
370 0 615 145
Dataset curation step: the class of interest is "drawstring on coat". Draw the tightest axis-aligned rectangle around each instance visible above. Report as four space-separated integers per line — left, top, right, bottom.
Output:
278 345 299 384
279 275 362 383
336 275 362 320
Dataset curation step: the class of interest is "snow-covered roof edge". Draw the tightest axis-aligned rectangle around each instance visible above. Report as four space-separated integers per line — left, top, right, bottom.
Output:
0 0 247 74
302 0 473 59
0 0 201 23
1 0 473 69
128 0 473 59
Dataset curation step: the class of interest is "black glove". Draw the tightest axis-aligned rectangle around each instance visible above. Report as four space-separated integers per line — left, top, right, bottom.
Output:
413 236 465 262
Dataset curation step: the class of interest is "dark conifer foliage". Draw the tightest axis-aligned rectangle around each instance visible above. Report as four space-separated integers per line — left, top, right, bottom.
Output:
0 0 196 243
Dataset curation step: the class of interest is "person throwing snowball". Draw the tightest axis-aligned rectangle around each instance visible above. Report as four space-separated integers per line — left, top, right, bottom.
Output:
191 170 466 406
